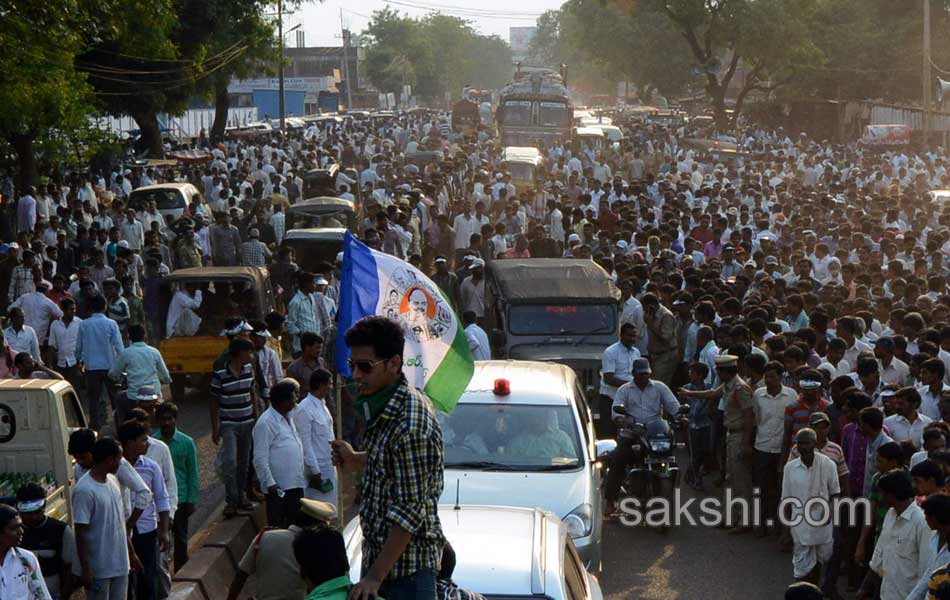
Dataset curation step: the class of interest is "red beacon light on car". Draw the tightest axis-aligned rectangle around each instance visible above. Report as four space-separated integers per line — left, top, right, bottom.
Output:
493 378 511 396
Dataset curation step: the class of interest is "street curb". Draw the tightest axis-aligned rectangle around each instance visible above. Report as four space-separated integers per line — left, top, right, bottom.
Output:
173 503 266 598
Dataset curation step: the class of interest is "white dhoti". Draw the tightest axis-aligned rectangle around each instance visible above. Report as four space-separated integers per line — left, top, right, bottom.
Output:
792 540 833 578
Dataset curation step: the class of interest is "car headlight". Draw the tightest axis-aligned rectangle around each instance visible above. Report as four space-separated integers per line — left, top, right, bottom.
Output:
649 439 671 453
565 503 593 538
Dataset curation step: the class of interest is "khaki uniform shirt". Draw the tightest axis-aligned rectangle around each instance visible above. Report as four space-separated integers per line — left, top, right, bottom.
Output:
722 375 753 431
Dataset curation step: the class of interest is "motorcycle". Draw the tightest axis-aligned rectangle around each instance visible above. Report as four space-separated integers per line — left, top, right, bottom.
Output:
609 404 689 532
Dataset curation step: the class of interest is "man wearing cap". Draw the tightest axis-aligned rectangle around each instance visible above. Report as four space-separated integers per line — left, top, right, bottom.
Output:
459 258 485 322
241 228 272 267
16 481 76 600
783 370 830 460
226 498 336 600
781 428 841 587
605 358 680 515
431 256 460 310
250 320 284 404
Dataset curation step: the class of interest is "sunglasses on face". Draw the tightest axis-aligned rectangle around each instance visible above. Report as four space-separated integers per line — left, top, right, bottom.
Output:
348 358 387 373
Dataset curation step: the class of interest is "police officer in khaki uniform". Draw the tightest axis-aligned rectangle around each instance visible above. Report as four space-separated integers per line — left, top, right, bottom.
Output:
680 354 755 532
226 498 337 600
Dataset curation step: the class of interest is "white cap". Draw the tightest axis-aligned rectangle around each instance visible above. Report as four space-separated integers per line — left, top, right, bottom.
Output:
471 258 486 268
568 233 581 243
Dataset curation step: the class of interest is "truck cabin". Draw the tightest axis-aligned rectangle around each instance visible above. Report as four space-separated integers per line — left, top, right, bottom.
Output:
484 259 620 395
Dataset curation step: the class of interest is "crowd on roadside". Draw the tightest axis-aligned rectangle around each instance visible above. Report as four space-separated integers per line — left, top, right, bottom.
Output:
9 102 950 599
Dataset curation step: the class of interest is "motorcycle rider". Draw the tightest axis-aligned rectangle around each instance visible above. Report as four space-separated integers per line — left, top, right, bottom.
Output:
605 358 681 517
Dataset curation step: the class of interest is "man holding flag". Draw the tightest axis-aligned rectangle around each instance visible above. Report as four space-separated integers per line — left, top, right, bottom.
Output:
332 232 474 600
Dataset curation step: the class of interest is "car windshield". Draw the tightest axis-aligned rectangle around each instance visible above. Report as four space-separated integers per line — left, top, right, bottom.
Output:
505 163 535 181
128 189 185 211
501 101 532 126
538 102 570 127
441 404 582 470
508 304 616 335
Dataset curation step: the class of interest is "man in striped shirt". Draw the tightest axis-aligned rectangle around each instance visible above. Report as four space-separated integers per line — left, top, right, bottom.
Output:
210 337 259 517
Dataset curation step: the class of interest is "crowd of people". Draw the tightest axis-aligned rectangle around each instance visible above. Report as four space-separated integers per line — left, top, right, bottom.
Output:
8 101 950 599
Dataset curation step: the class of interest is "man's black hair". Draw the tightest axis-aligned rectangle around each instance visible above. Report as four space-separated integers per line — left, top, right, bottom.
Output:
310 368 332 390
68 428 96 456
129 324 146 343
300 332 324 349
912 459 946 487
16 482 47 504
344 316 405 360
922 493 950 525
92 438 122 464
877 468 915 501
229 338 255 356
785 581 823 600
462 311 477 326
117 420 147 444
156 401 179 419
293 527 349 586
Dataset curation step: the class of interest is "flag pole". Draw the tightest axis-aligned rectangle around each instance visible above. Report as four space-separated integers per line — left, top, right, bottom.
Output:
335 373 344 529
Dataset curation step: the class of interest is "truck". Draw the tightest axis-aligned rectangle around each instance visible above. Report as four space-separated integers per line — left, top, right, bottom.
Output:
483 258 620 399
496 65 573 147
0 380 87 523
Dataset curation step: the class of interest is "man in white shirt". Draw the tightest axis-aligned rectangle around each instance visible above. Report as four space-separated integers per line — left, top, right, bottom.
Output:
252 379 306 528
10 282 62 347
869 469 934 600
166 282 202 338
3 307 42 363
49 298 82 387
462 310 490 361
292 369 337 504
599 323 641 436
754 362 799 530
884 387 933 451
781 428 840 586
875 337 910 386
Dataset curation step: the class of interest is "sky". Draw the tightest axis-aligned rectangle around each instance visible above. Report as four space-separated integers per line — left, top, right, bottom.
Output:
292 0 566 47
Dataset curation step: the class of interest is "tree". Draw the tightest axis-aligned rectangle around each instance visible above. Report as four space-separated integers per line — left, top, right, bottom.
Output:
361 8 513 104
0 0 93 189
645 0 821 127
200 0 276 143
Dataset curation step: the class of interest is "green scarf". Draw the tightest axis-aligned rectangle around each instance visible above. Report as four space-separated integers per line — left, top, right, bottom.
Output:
356 382 400 423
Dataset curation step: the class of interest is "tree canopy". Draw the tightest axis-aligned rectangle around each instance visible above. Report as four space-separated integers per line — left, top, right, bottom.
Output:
361 8 512 102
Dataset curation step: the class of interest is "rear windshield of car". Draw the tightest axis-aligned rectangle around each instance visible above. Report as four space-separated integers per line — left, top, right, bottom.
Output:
128 188 185 211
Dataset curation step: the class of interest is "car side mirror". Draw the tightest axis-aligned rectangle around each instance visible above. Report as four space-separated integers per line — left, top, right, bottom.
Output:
595 439 617 461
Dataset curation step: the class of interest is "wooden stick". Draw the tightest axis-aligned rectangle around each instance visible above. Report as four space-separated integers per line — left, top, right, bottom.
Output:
335 373 344 529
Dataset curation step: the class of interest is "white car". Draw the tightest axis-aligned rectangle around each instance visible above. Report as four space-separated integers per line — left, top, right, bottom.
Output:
127 182 200 222
343 505 604 600
438 361 607 571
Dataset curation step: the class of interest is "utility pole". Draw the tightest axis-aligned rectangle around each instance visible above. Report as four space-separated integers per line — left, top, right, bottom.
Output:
340 9 353 110
278 0 286 135
923 0 932 146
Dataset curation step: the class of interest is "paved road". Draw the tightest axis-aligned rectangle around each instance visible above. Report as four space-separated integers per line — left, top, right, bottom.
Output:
171 397 801 598
598 455 793 599
170 385 224 534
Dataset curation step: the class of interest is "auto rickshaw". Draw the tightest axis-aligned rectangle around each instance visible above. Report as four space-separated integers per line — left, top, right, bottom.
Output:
500 146 544 198
159 266 276 400
572 127 605 155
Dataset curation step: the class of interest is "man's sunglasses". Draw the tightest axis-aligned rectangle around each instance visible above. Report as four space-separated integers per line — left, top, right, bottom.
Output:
348 358 386 373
